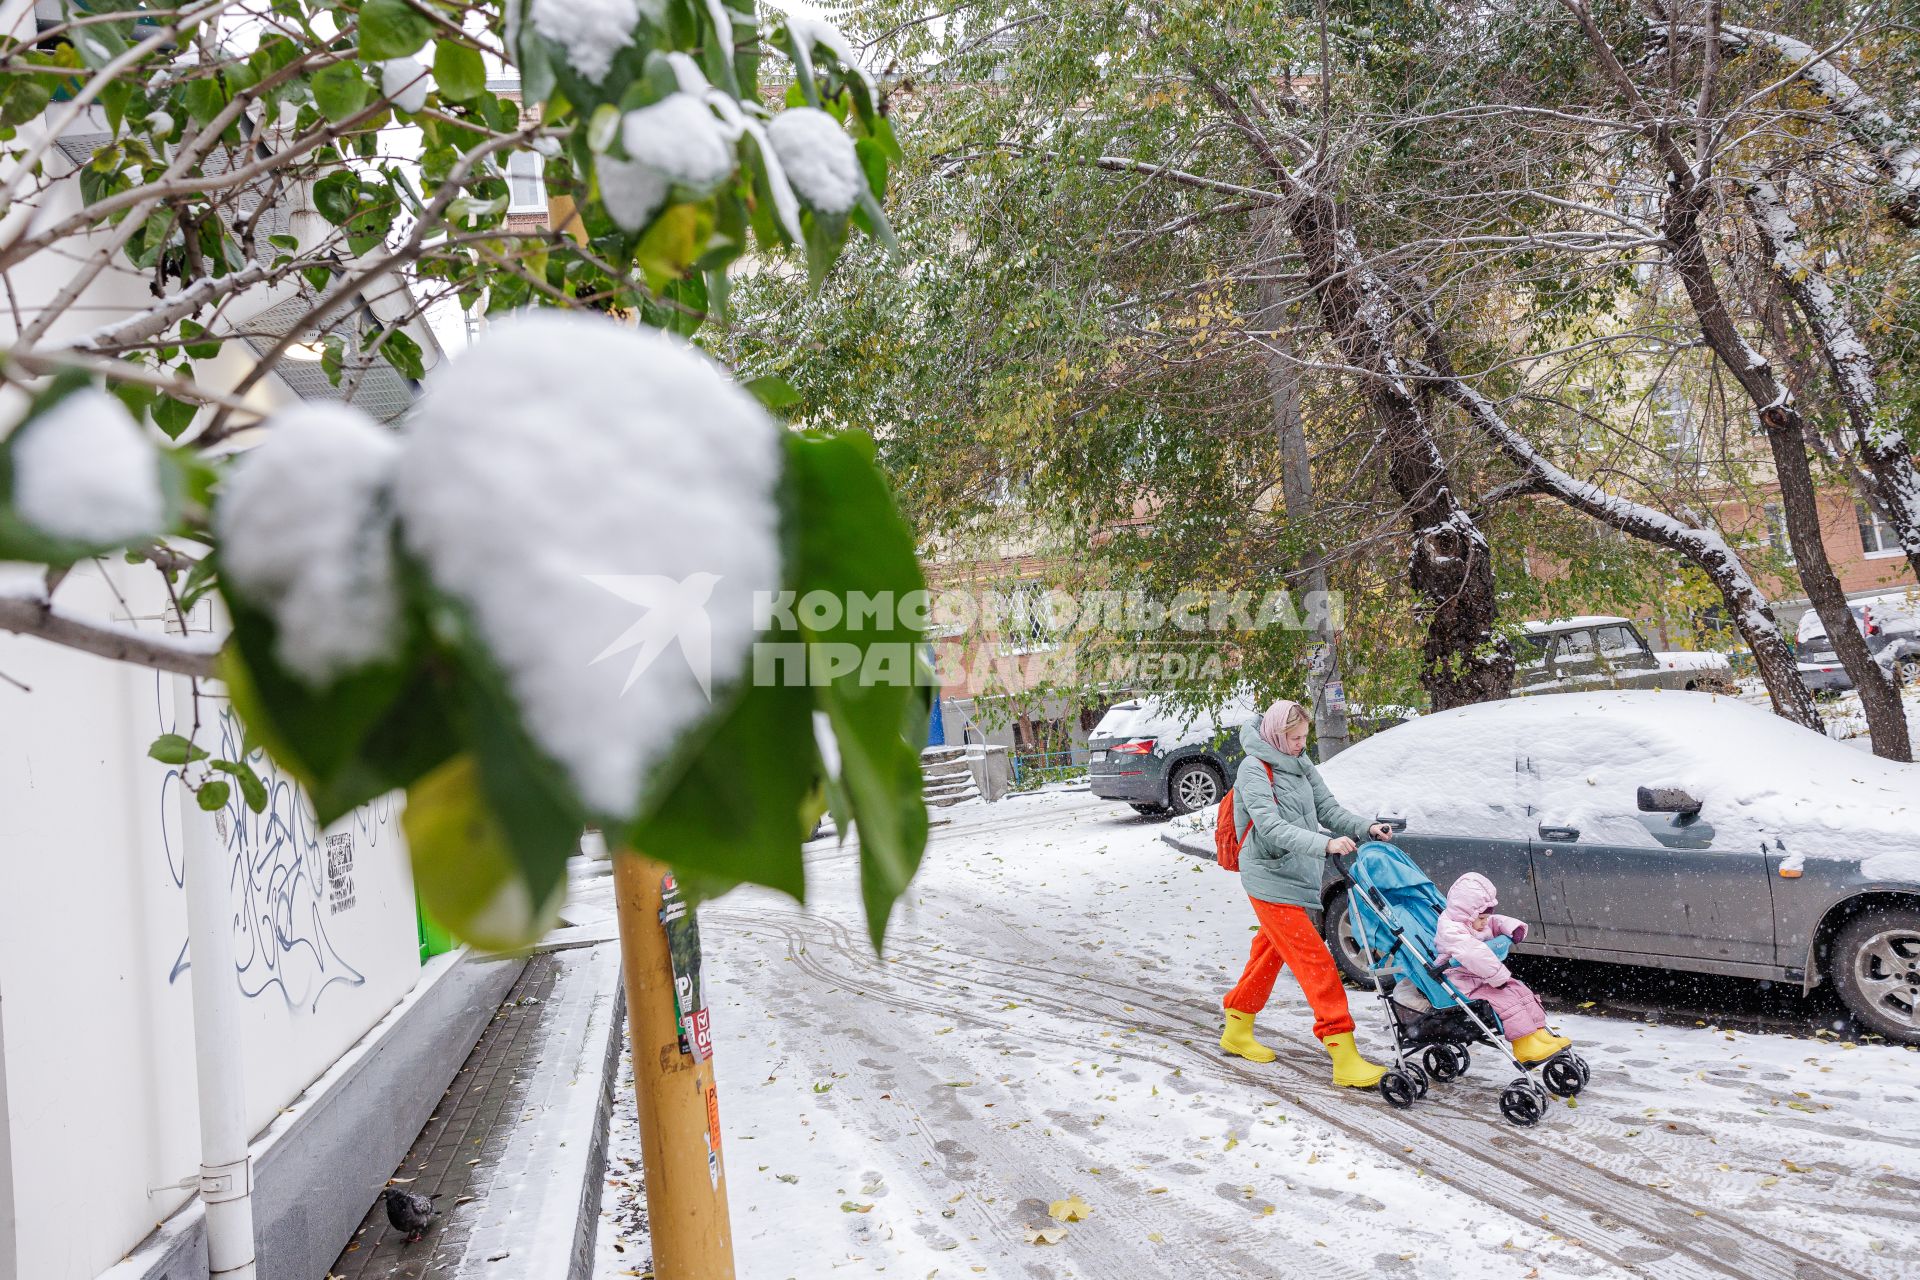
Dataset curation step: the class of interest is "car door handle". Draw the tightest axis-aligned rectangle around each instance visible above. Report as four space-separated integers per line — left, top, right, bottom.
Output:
1538 825 1580 841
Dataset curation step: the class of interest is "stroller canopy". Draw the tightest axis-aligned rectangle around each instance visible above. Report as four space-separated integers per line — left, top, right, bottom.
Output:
1344 841 1509 1008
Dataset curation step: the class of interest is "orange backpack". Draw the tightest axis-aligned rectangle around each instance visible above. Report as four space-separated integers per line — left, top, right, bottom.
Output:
1213 762 1274 871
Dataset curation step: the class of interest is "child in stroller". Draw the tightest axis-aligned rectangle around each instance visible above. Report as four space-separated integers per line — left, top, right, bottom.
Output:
1340 841 1589 1126
1434 872 1571 1064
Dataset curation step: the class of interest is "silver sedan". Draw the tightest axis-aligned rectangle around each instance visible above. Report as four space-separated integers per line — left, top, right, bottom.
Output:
1317 691 1920 1044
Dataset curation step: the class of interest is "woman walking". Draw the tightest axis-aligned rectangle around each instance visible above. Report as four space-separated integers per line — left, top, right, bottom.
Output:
1220 699 1391 1087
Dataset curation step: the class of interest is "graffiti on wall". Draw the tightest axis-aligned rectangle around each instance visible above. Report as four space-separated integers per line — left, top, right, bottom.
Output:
157 681 391 1013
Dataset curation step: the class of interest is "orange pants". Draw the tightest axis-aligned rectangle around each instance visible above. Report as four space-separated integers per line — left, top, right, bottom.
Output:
1222 899 1354 1040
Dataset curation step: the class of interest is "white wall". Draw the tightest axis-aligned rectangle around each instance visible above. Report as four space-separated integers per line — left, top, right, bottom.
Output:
0 562 421 1280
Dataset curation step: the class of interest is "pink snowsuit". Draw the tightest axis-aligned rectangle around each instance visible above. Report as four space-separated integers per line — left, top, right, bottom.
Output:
1433 872 1546 1040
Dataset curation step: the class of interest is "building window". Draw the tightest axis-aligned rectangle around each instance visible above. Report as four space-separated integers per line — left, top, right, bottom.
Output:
1764 503 1796 564
507 152 546 211
1858 501 1901 558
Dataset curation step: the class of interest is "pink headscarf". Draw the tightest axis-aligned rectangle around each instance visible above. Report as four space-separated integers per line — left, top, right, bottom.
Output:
1258 698 1306 753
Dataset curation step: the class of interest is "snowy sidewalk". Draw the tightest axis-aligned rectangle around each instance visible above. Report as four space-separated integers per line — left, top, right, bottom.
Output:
329 943 624 1279
687 790 1920 1280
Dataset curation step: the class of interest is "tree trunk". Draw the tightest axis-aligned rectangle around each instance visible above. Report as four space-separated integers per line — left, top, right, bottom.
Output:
1253 224 1350 756
1431 359 1823 730
1745 179 1920 588
1192 70 1511 711
1664 191 1911 760
1285 199 1510 710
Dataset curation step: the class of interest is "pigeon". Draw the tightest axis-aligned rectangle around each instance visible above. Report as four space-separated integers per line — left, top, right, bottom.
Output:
381 1186 435 1242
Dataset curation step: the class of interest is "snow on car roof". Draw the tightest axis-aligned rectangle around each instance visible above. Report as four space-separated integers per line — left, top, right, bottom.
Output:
1320 690 1918 860
1520 615 1631 633
1092 692 1260 743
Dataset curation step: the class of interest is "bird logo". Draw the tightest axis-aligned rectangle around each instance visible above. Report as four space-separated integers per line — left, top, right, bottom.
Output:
584 573 722 699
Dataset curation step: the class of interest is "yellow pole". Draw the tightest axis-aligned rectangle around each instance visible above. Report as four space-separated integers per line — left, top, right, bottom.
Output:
612 851 736 1279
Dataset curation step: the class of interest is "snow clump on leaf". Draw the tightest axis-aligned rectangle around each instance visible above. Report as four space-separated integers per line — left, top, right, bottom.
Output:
530 0 638 84
9 388 165 545
766 107 863 213
214 403 405 684
621 93 737 193
380 58 432 114
394 312 783 819
599 93 738 232
596 156 669 233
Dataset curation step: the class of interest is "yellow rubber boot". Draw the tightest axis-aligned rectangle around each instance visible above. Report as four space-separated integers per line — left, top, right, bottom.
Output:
1321 1032 1388 1088
1511 1029 1573 1063
1220 1009 1276 1063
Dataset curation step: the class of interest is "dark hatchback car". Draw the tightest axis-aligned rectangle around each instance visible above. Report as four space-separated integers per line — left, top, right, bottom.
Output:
1315 691 1920 1044
1087 695 1256 816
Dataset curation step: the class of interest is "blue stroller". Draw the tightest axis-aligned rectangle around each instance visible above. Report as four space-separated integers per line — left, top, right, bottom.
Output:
1337 841 1591 1125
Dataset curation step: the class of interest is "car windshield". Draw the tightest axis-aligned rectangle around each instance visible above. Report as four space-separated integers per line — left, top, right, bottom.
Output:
1595 624 1642 657
1515 635 1551 670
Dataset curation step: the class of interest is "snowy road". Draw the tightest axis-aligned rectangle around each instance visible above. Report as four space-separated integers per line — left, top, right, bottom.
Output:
612 791 1920 1280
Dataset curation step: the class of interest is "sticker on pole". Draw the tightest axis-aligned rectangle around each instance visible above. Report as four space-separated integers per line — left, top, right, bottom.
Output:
704 1081 723 1186
659 874 713 1061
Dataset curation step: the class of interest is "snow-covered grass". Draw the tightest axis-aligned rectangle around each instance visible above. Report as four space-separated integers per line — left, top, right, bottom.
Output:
585 790 1920 1279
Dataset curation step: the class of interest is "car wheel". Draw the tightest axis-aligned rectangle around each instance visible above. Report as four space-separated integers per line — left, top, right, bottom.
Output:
1166 761 1223 815
1897 655 1920 687
1129 802 1171 817
1322 885 1381 988
1831 905 1920 1045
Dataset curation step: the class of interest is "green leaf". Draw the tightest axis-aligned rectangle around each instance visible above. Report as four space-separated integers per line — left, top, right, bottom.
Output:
197 780 232 811
312 170 358 225
149 733 210 765
626 671 812 903
211 758 269 813
182 76 227 126
217 583 455 826
0 72 53 128
376 327 426 380
151 394 197 439
744 374 801 412
405 755 565 951
179 320 221 360
312 62 370 123
435 40 486 102
779 432 930 950
360 0 433 62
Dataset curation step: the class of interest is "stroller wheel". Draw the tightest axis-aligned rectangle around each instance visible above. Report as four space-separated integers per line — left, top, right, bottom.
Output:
1499 1082 1546 1127
1379 1069 1419 1110
1573 1053 1591 1086
1404 1060 1430 1098
1542 1053 1585 1098
1423 1044 1468 1082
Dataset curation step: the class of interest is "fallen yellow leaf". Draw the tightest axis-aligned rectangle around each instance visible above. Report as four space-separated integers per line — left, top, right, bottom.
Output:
1048 1194 1092 1223
1026 1226 1068 1245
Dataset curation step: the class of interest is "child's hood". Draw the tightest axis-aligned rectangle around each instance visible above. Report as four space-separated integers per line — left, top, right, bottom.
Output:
1444 872 1499 920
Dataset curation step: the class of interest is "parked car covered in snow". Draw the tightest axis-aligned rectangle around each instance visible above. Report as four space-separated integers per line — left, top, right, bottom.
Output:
1087 693 1257 816
1316 692 1920 1043
1512 617 1733 695
1795 593 1920 694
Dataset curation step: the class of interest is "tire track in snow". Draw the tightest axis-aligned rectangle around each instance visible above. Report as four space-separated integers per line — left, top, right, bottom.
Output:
746 940 1373 1280
714 907 1892 1280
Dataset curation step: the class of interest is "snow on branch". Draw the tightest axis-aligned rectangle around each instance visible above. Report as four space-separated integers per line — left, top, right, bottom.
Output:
1666 21 1920 224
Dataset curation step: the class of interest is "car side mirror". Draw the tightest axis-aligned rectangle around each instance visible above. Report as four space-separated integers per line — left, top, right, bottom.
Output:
1637 785 1702 819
